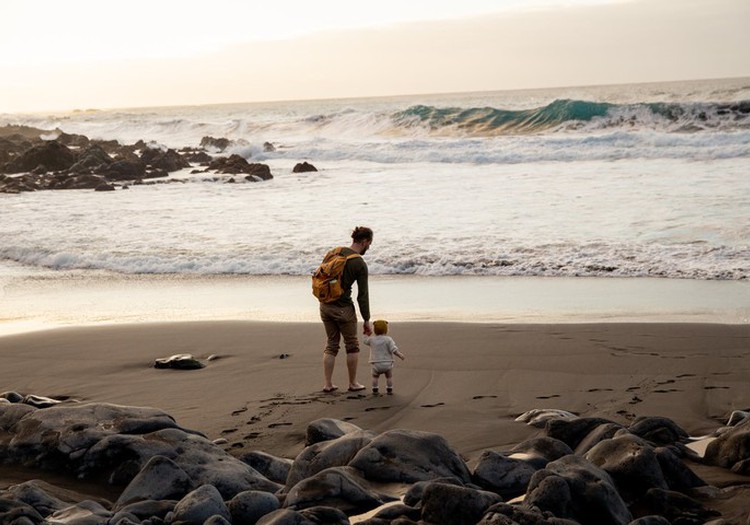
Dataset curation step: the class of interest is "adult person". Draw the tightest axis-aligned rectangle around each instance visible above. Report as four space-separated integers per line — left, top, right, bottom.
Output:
319 226 373 393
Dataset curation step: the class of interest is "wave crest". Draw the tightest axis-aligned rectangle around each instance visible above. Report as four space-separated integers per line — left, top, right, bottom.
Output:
391 99 750 135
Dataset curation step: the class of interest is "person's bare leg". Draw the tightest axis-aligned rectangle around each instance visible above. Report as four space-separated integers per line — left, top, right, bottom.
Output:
346 353 364 390
323 353 337 391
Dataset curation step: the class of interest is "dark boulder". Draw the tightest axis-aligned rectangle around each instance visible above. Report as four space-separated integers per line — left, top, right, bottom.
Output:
479 502 581 524
293 162 317 173
348 429 472 484
286 429 375 489
544 417 617 450
639 487 720 525
245 163 273 181
239 450 294 485
3 140 77 174
525 454 632 525
114 455 191 509
140 147 190 172
703 416 750 471
420 482 502 525
0 136 35 166
201 136 232 152
403 477 466 507
181 149 213 163
573 422 624 455
208 154 273 180
228 490 280 525
507 436 574 468
68 144 113 174
100 159 147 181
306 418 363 446
257 506 349 525
472 450 538 498
628 416 690 446
283 466 394 515
56 131 90 148
169 484 231 524
584 434 668 501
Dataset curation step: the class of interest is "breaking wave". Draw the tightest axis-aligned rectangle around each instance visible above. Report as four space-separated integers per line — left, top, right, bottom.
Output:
390 99 750 135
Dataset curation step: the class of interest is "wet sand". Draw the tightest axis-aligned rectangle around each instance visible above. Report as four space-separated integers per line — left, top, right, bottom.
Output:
1 321 748 460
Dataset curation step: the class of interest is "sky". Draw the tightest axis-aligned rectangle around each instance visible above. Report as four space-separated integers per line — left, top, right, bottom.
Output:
1 0 748 113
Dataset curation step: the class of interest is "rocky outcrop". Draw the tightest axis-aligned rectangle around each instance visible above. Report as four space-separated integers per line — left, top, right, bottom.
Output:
140 146 191 172
2 140 77 174
0 128 279 193
0 402 280 503
0 399 744 524
201 136 233 152
208 154 273 180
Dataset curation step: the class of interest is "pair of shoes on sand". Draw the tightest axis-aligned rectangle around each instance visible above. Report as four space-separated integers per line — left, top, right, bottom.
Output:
372 387 393 395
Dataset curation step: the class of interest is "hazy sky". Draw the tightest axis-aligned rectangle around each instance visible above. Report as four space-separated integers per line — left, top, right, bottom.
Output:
1 0 748 113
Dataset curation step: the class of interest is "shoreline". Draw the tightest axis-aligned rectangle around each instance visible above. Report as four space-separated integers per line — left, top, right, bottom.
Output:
1 270 748 336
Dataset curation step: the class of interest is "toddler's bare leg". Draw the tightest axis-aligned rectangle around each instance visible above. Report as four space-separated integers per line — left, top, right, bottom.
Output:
385 369 393 389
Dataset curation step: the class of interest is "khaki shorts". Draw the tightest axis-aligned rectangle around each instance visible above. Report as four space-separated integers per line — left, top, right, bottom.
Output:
320 302 360 356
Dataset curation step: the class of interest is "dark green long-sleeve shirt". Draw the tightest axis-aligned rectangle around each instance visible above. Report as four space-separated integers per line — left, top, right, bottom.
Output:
332 246 370 321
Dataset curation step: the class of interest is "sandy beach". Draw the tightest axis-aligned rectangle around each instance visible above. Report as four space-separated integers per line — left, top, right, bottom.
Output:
2 321 748 459
2 320 750 522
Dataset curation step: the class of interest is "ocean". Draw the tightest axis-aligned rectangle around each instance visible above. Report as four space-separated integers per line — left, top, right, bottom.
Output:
1 77 749 330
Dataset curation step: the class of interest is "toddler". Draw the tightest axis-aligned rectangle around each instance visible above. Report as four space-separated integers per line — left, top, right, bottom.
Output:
363 319 405 394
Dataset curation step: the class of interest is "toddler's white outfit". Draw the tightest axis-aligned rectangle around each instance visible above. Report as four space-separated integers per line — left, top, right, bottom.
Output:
363 334 400 375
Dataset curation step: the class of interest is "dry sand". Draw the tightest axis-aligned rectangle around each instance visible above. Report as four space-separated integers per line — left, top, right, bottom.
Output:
1 321 750 519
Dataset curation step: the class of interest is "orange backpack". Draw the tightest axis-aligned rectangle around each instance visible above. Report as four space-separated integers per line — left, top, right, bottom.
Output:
312 247 361 303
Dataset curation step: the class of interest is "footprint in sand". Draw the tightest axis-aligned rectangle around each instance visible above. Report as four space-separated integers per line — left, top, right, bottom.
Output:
220 428 238 435
704 385 730 390
472 395 498 400
626 386 641 392
656 379 676 385
587 388 614 392
676 373 696 378
364 406 392 412
653 389 682 393
347 394 367 400
629 395 643 405
230 443 245 449
420 402 445 408
268 422 292 428
536 394 561 400
244 432 261 439
231 407 248 416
